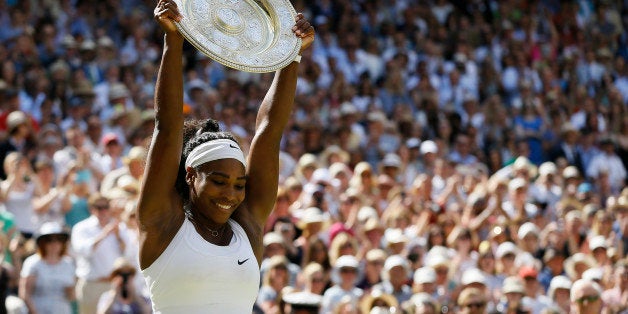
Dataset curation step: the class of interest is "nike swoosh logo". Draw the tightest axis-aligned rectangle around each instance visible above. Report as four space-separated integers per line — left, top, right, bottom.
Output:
229 144 238 149
238 258 249 265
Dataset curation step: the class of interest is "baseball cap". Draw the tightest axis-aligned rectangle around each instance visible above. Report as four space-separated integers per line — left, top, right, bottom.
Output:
381 153 402 168
461 268 487 286
420 140 438 155
413 267 436 284
335 255 359 269
496 242 518 259
518 266 538 279
517 222 540 239
589 235 607 251
263 232 284 247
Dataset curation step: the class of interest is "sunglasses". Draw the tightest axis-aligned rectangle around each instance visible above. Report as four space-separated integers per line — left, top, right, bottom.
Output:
576 295 600 304
41 234 67 242
311 277 325 283
94 204 110 210
463 301 486 309
339 267 357 274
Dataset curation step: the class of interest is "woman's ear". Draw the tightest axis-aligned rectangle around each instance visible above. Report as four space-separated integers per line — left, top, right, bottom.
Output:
185 167 195 186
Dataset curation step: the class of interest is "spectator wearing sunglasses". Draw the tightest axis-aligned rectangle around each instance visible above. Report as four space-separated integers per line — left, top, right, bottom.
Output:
457 287 487 314
71 193 133 314
570 278 604 314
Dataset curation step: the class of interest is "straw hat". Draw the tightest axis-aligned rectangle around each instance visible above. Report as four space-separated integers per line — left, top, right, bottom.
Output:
359 289 399 314
564 253 596 280
296 207 328 229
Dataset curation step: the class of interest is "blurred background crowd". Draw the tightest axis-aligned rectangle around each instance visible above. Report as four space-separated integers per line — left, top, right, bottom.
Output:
0 0 627 313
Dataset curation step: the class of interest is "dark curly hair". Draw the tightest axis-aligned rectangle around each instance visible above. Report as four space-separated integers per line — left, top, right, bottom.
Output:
175 119 240 202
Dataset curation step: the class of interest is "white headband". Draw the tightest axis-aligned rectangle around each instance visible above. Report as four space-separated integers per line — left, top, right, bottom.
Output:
185 139 247 169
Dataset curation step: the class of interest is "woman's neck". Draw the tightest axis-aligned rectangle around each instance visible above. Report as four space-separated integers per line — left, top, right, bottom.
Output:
43 254 61 264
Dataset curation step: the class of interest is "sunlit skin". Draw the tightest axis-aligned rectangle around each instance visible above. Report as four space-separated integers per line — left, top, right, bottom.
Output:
185 159 246 230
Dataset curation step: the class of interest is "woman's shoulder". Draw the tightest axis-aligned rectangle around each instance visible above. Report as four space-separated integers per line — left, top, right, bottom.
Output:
61 255 76 266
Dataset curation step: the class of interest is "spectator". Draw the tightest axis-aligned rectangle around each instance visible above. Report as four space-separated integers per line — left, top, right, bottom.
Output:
456 287 488 314
257 255 293 314
547 275 572 314
0 152 40 238
71 193 132 314
321 255 363 314
570 279 604 314
19 222 75 314
96 257 150 314
372 255 412 305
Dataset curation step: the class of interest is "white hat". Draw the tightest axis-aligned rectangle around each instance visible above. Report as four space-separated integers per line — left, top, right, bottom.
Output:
564 253 596 280
420 140 438 155
381 153 401 168
79 39 96 50
385 228 408 245
508 177 528 192
589 235 607 251
357 206 378 223
538 162 558 177
335 255 359 269
461 268 487 286
383 255 408 272
282 291 322 309
582 268 604 282
496 242 519 259
187 78 208 92
413 267 436 284
311 168 332 185
406 138 421 149
297 207 326 228
109 83 130 100
562 166 580 179
263 232 284 247
502 276 525 294
339 102 358 116
367 111 388 124
517 222 540 239
35 222 69 242
425 254 449 269
548 275 572 298
6 111 27 131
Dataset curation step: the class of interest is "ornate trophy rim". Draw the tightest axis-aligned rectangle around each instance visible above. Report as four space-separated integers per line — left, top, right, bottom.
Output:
173 0 302 73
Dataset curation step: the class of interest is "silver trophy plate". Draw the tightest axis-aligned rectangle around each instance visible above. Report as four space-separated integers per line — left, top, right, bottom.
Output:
173 0 302 73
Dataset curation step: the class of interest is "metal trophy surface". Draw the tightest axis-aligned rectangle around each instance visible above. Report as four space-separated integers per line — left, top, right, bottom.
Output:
173 0 302 73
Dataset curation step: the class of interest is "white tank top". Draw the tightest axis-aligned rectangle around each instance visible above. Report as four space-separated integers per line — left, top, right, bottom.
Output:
142 218 260 314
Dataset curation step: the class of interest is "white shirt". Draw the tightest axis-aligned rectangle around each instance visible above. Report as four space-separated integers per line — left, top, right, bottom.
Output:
71 216 131 281
142 219 260 314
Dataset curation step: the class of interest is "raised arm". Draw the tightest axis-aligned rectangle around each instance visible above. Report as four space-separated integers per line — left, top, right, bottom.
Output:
136 0 185 268
245 14 314 224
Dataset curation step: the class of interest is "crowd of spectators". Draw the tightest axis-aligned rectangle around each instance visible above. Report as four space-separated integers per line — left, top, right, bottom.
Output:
0 0 627 313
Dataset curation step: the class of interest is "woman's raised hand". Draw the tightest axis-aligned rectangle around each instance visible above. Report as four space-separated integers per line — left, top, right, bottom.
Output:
293 13 315 54
154 0 183 35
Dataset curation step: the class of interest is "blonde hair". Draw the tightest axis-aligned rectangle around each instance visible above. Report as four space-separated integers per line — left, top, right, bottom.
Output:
328 232 358 266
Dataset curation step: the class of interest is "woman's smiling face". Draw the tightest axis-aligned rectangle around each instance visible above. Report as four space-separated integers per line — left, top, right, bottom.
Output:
187 159 246 223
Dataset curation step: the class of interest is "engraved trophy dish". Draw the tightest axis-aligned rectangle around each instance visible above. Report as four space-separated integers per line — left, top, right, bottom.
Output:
173 0 302 73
